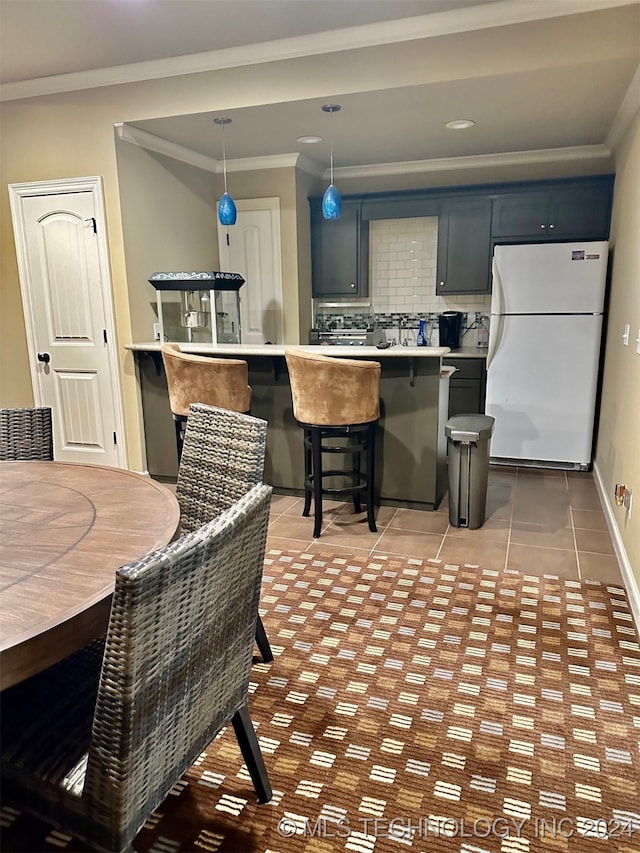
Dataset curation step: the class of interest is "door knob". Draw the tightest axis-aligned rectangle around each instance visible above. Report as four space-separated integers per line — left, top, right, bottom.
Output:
37 352 51 364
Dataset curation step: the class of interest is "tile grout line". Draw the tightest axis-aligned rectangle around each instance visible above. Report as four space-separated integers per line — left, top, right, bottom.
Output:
367 507 399 556
571 504 582 581
566 472 583 581
504 468 518 572
434 524 449 562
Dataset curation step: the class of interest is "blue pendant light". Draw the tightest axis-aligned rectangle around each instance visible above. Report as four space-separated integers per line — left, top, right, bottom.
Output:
218 191 237 226
322 184 341 220
214 117 237 226
321 104 342 221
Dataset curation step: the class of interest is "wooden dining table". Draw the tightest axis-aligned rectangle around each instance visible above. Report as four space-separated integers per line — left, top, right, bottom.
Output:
0 461 180 690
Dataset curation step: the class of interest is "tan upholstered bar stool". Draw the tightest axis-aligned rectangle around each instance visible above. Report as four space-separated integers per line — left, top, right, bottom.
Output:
161 343 251 461
285 347 381 538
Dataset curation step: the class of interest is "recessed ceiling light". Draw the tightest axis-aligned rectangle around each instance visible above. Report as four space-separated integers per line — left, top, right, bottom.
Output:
445 119 475 130
297 135 323 144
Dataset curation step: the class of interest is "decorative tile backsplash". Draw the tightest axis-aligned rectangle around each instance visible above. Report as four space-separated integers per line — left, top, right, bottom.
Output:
369 217 490 346
369 217 491 317
312 216 491 347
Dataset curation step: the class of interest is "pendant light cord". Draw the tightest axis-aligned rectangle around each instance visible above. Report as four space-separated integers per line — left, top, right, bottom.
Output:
329 111 334 185
322 103 340 186
221 122 228 193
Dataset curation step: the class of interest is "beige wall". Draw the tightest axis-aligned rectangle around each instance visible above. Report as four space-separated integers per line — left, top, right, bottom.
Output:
0 68 317 466
295 169 324 343
595 111 640 580
218 167 302 344
116 140 219 342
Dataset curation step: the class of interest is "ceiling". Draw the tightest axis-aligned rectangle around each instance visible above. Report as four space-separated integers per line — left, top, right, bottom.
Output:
0 0 496 84
2 0 639 187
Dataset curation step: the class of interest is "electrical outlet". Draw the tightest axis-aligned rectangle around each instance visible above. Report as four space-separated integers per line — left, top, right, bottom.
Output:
153 323 161 341
615 484 633 518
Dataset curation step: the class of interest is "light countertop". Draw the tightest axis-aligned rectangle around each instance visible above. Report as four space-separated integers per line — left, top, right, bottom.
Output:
443 346 488 359
125 342 452 358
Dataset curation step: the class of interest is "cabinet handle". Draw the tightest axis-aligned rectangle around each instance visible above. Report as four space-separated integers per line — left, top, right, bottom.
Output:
540 224 546 229
349 282 356 289
439 281 445 287
549 223 555 229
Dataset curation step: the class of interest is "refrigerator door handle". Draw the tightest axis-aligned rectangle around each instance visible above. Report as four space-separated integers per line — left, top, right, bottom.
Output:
487 257 502 370
491 255 504 317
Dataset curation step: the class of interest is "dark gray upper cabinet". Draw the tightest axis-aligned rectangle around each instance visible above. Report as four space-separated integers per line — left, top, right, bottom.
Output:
436 197 493 294
308 177 614 299
310 197 369 297
492 180 613 239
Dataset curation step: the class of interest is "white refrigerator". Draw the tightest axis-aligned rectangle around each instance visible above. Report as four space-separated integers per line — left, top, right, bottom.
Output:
485 241 608 469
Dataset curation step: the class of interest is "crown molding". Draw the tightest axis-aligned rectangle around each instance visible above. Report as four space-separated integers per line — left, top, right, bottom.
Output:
115 122 325 175
605 62 640 152
2 0 635 101
292 154 325 179
225 153 302 173
115 122 611 180
115 123 219 172
331 144 612 179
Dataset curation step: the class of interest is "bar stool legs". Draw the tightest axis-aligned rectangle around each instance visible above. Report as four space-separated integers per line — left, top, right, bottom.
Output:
173 415 187 462
284 347 381 541
365 423 377 534
302 422 377 538
303 428 313 519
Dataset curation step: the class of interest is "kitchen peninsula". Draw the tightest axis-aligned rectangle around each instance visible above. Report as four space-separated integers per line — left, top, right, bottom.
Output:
126 343 453 510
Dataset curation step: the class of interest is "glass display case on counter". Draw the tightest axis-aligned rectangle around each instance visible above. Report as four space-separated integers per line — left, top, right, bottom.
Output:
148 271 244 345
309 298 384 346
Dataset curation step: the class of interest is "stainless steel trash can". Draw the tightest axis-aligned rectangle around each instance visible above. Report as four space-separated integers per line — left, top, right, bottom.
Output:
445 414 495 529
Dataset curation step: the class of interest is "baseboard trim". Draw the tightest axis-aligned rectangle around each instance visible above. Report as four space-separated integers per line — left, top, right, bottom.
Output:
593 461 640 631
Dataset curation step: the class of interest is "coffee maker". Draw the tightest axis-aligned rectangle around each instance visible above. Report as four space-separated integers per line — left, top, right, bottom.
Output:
439 311 464 349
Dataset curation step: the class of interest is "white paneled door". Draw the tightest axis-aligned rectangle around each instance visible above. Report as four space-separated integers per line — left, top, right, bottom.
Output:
217 198 283 344
9 179 125 467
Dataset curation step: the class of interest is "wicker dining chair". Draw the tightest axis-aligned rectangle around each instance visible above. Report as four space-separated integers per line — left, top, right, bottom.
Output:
177 403 274 663
1 482 273 853
0 406 53 460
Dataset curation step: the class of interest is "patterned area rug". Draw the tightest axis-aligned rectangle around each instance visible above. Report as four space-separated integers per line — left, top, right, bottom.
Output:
3 550 640 853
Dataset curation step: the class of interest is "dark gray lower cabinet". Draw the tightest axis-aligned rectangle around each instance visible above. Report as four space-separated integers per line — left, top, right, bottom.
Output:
443 357 486 417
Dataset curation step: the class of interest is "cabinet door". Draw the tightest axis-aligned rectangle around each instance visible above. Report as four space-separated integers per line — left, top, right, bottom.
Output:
310 199 368 296
491 192 551 237
492 182 613 240
444 357 486 416
436 198 492 294
548 186 612 238
448 381 483 417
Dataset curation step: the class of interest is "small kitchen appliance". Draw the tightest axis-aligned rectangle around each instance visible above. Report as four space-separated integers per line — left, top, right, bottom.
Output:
149 270 244 345
439 311 463 349
310 299 384 346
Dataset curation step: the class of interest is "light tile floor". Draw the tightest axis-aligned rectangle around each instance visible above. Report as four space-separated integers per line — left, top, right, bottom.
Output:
266 466 622 585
